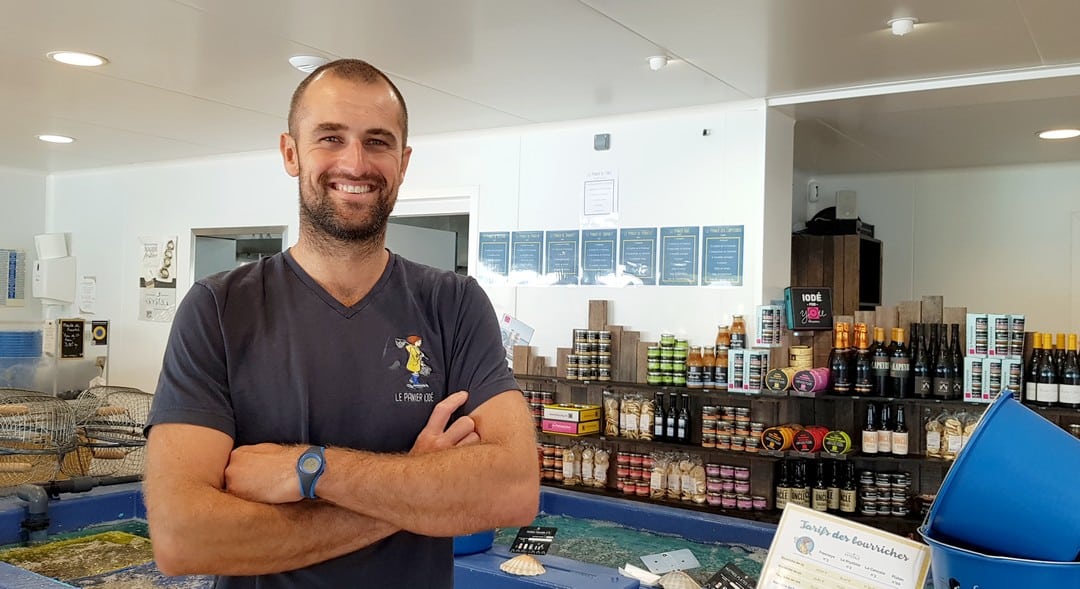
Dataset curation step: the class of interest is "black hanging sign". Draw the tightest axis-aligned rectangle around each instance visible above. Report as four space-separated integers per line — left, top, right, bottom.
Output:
60 318 85 359
91 321 109 346
784 287 833 330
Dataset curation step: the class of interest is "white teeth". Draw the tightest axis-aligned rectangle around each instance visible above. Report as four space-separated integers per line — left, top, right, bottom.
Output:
334 183 373 194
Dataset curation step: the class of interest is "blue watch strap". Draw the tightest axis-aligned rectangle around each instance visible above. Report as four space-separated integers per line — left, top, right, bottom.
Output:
297 445 326 499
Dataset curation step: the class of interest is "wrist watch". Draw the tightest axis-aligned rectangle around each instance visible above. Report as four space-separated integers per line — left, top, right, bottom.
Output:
296 445 326 499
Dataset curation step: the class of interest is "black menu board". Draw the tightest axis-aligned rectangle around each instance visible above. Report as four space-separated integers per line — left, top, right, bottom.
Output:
60 318 85 359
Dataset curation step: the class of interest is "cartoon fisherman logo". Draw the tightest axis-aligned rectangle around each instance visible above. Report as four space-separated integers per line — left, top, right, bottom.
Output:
395 335 431 389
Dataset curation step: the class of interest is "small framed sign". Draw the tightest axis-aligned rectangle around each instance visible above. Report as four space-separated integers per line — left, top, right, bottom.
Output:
509 526 557 555
784 287 833 331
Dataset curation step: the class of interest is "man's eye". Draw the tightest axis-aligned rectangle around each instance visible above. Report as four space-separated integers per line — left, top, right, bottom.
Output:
366 138 388 146
320 136 343 143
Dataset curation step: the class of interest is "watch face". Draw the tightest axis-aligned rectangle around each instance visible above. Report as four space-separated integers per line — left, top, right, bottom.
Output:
300 455 321 474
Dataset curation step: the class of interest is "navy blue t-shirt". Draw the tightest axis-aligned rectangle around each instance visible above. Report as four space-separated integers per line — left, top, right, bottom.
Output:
147 250 519 588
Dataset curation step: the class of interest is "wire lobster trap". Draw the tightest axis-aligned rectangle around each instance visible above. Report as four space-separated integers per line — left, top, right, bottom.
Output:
0 389 77 489
64 386 150 478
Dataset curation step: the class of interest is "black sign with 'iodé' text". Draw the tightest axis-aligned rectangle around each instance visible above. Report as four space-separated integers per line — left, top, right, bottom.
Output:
784 287 833 331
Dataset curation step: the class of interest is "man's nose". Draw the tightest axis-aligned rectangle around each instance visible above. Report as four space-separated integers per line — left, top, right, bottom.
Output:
338 141 368 173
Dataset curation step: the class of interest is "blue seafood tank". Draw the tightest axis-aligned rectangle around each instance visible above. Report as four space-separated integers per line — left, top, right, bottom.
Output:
0 330 42 388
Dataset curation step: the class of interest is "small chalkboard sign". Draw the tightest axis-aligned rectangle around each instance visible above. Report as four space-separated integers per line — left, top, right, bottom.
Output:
60 319 85 359
509 526 557 555
784 287 833 330
704 563 757 589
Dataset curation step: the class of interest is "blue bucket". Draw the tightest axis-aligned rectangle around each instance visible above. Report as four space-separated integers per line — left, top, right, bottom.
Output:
453 530 495 555
921 527 1080 588
924 392 1080 562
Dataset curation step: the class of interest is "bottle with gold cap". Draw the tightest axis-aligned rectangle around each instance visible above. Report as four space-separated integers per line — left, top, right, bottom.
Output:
1054 333 1067 372
1036 333 1060 407
888 327 911 398
1025 333 1043 403
828 323 852 394
1060 334 1080 408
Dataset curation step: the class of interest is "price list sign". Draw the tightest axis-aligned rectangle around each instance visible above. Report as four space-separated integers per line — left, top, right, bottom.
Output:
659 226 700 286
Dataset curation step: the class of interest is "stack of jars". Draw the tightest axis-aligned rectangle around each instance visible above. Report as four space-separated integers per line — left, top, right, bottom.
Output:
704 462 769 511
615 451 652 497
567 329 613 382
523 389 554 429
646 333 687 386
537 443 565 482
859 469 912 517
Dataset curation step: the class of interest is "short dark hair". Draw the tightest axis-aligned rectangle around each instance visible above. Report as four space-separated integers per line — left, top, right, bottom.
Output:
287 58 409 146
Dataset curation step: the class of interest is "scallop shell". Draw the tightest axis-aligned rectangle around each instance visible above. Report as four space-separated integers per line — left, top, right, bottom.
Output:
499 554 545 576
658 570 701 589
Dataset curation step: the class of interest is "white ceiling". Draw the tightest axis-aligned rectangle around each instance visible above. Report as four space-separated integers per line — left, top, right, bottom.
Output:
4 0 1080 175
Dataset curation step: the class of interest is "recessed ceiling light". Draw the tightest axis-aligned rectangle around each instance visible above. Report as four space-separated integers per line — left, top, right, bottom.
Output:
47 51 108 67
37 134 75 144
289 55 330 74
887 17 918 36
1037 128 1080 140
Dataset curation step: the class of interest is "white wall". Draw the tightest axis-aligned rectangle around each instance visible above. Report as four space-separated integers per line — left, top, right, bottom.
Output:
804 162 1080 334
46 101 790 392
0 166 46 322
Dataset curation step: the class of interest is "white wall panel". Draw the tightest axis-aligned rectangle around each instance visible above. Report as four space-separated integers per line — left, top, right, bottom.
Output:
0 167 46 322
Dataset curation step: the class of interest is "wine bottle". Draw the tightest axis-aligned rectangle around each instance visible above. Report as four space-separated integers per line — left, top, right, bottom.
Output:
1036 337 1060 407
1054 333 1067 371
862 402 878 454
933 325 952 399
677 393 691 443
950 324 964 399
653 392 666 442
1026 333 1043 403
870 327 890 397
892 404 909 456
853 323 873 396
665 392 678 440
909 323 921 380
889 327 912 398
912 325 933 398
1060 334 1080 409
790 460 808 507
829 323 852 394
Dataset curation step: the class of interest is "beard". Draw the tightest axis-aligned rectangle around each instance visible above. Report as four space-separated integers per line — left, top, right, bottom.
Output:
298 169 396 246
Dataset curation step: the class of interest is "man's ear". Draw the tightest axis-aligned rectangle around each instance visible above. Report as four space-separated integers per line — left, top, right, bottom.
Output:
280 133 299 177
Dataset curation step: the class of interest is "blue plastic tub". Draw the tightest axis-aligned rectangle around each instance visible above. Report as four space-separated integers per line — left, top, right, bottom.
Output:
924 392 1080 562
921 527 1080 589
454 530 495 555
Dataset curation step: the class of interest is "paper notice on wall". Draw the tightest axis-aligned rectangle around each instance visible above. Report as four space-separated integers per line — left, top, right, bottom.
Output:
79 276 97 314
0 249 26 307
138 236 177 322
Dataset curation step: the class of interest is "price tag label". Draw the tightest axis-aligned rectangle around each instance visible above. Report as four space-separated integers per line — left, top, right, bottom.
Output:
705 563 757 589
509 526 557 555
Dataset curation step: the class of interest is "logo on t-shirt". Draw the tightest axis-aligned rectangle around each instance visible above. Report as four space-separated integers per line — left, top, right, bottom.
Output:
393 335 432 391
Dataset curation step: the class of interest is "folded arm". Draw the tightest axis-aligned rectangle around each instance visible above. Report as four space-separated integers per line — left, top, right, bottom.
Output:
225 390 540 538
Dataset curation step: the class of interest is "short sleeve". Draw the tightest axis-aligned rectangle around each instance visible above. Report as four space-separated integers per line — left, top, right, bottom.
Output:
445 278 520 414
145 283 236 439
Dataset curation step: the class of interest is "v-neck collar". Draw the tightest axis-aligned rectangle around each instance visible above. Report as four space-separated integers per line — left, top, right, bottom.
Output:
283 249 396 319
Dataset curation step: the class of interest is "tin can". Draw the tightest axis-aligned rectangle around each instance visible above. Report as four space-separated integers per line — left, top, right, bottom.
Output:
792 368 830 393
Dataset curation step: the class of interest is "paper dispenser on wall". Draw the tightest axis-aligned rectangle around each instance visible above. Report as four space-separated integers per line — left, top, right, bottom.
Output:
32 233 76 303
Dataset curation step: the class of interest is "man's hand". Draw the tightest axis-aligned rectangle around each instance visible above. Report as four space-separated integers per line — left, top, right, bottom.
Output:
411 391 480 454
224 391 481 504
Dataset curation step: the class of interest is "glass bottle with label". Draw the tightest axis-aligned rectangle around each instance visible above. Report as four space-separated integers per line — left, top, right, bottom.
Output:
862 402 878 454
1054 333 1067 371
775 460 792 510
892 404 909 456
1060 334 1080 409
715 326 730 391
701 346 716 389
871 327 890 397
889 327 911 398
1026 333 1043 403
811 461 829 512
839 462 857 514
829 322 852 394
665 392 678 440
653 392 666 442
933 325 953 399
730 315 746 350
1036 336 1060 407
853 323 873 396
950 324 964 399
912 325 933 398
677 393 691 443
876 403 892 454
686 346 704 390
826 461 840 512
